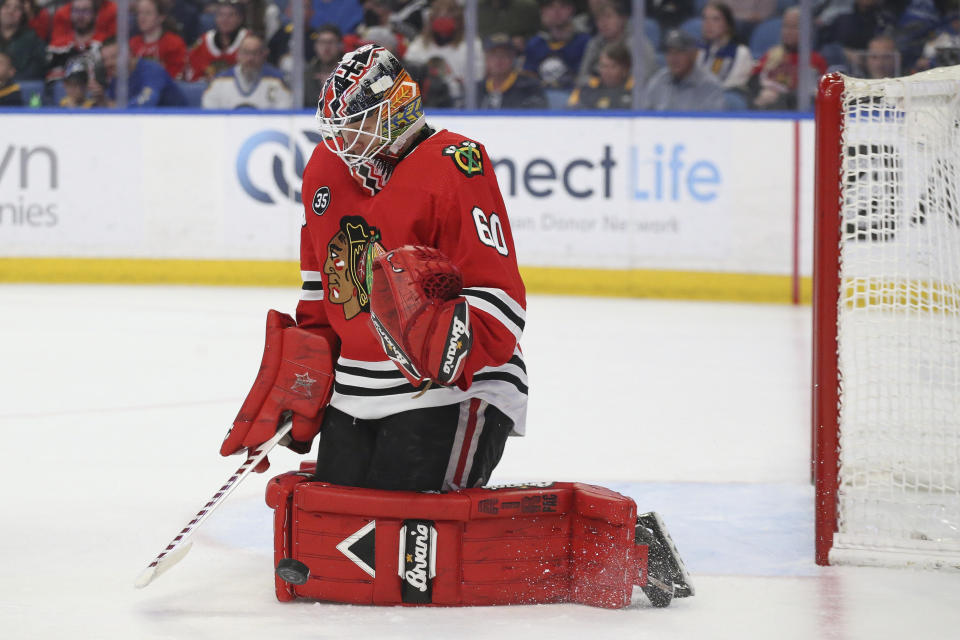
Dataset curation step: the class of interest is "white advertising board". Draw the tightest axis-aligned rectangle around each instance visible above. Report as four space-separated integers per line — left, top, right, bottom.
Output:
0 112 814 278
1 115 144 255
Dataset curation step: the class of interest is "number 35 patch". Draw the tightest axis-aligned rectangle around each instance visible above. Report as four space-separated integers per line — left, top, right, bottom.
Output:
312 186 331 215
472 206 509 256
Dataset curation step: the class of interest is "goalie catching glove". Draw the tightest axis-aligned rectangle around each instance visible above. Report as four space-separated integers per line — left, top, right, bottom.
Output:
220 309 338 472
367 245 472 388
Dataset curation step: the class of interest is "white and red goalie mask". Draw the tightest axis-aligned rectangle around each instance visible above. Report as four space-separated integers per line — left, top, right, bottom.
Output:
316 45 427 194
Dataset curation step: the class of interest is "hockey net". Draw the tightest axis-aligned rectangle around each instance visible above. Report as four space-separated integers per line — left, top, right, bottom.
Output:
813 69 960 570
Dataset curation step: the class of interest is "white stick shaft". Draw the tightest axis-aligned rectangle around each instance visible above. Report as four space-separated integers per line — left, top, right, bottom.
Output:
134 422 294 589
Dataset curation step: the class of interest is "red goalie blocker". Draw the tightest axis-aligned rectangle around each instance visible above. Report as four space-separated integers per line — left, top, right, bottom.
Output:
266 466 649 608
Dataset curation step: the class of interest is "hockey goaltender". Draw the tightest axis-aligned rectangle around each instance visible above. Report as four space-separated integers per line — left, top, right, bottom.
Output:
217 45 694 608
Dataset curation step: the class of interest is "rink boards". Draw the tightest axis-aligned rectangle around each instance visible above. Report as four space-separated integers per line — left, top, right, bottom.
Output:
0 111 814 302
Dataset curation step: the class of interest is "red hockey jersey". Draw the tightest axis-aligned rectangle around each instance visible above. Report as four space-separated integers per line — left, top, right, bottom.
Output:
297 129 528 434
186 28 247 82
131 31 188 80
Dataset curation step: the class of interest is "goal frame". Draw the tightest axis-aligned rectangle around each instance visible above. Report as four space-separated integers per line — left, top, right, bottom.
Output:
812 73 844 567
813 69 960 570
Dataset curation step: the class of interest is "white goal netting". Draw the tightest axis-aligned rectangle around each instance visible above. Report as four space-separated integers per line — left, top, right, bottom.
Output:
834 68 960 569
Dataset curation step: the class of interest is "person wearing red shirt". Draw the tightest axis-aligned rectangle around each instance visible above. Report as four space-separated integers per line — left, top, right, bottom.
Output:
49 0 114 45
129 0 186 79
185 0 246 81
748 6 827 110
46 0 115 80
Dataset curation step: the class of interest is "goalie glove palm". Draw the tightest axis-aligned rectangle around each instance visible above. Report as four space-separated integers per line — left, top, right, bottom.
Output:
368 246 472 387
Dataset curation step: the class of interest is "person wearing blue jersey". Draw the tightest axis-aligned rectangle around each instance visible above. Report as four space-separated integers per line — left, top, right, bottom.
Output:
478 33 546 109
91 37 187 107
522 0 590 89
202 32 292 109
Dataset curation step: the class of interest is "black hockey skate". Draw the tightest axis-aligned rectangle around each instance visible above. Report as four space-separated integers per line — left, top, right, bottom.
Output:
635 512 695 607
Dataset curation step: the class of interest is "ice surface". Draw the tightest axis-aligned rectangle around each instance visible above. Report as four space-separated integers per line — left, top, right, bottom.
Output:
1 285 957 639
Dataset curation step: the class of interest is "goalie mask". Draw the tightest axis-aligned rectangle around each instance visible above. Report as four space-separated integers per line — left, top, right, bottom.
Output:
316 45 427 195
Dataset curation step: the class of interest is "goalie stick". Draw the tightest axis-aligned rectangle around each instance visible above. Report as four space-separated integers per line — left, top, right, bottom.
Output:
134 420 294 589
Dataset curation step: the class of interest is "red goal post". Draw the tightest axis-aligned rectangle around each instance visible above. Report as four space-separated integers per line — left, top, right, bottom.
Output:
813 70 960 570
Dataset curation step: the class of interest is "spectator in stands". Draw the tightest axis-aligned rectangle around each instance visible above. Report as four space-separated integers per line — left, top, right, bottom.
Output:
748 6 827 110
304 22 341 107
640 29 724 111
524 0 590 89
59 55 94 105
47 0 115 80
186 0 247 81
576 0 655 88
0 49 22 104
309 0 362 34
269 0 319 82
89 36 187 106
50 0 115 44
0 0 45 80
861 33 899 78
697 1 752 91
723 0 775 25
130 0 187 79
202 31 291 108
819 0 896 59
645 0 694 30
404 0 483 103
477 32 546 109
478 0 540 51
569 40 632 109
343 0 407 54
916 10 960 70
417 54 458 106
896 0 940 71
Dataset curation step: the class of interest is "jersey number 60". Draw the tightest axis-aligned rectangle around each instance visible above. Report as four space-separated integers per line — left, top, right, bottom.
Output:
472 207 509 256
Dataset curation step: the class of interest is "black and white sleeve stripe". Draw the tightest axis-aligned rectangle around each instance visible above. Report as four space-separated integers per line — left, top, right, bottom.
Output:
461 287 525 341
300 270 324 301
473 351 528 395
328 352 529 435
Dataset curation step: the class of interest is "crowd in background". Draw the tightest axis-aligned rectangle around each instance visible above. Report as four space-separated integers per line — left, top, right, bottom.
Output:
1 0 959 110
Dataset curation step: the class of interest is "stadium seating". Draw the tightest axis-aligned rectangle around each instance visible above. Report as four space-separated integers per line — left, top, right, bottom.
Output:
177 81 207 108
545 88 572 110
749 17 783 59
679 17 703 44
50 80 65 106
723 89 748 111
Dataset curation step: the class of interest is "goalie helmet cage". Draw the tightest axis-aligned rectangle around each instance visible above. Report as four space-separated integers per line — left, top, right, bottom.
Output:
813 69 960 570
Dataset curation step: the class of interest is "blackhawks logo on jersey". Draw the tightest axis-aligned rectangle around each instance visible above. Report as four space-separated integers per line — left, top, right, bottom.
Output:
442 140 483 177
324 216 382 320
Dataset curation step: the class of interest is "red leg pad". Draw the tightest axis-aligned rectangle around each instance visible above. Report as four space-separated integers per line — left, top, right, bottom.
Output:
265 468 648 608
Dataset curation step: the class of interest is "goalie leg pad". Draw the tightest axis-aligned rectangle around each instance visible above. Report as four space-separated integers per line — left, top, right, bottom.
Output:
266 469 666 608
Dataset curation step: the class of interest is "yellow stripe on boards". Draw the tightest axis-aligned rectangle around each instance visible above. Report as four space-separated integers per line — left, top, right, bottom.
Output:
0 258 300 287
521 267 812 304
0 258 813 304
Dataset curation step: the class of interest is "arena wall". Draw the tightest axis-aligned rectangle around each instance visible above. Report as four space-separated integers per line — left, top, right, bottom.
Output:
0 111 815 303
